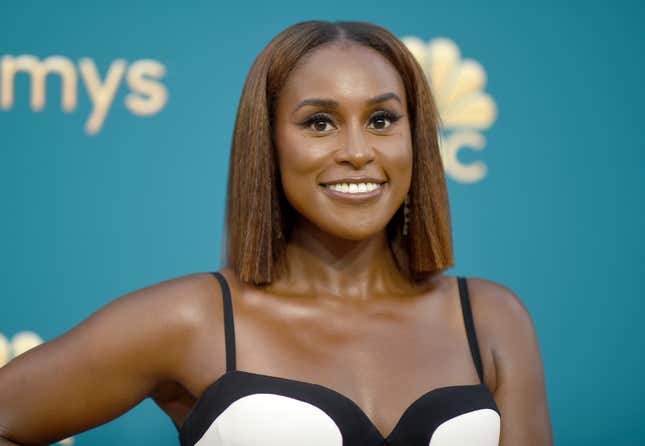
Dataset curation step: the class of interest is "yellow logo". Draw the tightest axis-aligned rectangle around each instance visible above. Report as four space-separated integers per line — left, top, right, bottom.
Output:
1 331 74 444
402 37 497 183
0 55 168 135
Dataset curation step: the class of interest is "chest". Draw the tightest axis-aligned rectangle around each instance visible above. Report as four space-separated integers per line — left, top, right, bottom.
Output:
155 285 500 444
178 370 500 445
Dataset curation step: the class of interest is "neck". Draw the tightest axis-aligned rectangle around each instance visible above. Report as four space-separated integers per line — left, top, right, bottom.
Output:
274 217 412 300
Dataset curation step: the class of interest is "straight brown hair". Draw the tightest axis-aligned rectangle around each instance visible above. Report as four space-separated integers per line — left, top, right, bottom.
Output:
225 20 454 285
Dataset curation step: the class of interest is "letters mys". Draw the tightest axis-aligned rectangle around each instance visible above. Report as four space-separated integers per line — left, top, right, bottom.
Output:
0 55 168 135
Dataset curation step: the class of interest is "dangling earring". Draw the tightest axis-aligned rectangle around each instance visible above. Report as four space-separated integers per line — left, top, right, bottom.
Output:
402 194 410 236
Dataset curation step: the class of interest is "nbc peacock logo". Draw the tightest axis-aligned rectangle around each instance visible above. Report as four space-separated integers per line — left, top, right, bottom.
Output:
402 36 497 184
1 331 74 445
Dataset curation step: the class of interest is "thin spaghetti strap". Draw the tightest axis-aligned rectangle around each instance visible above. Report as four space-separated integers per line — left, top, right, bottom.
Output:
210 271 237 372
457 276 484 384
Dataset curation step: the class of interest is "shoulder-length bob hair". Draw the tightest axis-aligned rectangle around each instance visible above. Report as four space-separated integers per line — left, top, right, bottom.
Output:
225 20 454 285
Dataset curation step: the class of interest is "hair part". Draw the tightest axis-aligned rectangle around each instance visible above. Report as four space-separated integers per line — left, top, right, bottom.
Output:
225 20 454 285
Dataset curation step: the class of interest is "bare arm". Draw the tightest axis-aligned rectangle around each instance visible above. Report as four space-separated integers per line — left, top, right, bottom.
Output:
472 278 554 446
0 273 212 445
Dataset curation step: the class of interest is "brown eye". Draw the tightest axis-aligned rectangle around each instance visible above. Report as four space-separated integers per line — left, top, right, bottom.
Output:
372 116 389 129
302 113 336 132
312 119 332 132
368 110 402 130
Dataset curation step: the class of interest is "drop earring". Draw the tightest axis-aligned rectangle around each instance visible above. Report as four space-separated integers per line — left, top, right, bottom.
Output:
402 195 410 236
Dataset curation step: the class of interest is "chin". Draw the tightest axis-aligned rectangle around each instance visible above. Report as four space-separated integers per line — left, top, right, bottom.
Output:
323 222 388 242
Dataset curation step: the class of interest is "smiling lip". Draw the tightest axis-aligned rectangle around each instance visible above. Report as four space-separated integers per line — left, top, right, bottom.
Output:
319 176 386 186
318 178 386 204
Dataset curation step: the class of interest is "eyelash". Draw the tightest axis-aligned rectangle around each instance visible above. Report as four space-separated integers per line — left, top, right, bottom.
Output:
301 110 403 132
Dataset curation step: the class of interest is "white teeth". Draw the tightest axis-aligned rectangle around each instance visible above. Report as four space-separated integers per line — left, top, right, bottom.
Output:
326 182 381 194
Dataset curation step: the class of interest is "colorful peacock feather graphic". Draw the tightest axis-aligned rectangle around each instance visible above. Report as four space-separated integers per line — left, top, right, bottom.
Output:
402 36 497 183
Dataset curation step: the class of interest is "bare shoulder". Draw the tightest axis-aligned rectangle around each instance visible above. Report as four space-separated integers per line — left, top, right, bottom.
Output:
0 271 226 443
125 271 228 379
468 278 553 446
132 271 225 329
458 276 542 395
92 271 225 349
464 276 536 350
464 277 554 444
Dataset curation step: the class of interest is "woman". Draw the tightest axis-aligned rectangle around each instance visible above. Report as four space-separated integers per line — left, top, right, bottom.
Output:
0 20 553 445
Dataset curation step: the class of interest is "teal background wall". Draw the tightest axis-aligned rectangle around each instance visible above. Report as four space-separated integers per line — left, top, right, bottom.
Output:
1 1 643 444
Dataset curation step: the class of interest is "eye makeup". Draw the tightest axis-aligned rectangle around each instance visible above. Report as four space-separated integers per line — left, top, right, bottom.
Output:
298 109 403 132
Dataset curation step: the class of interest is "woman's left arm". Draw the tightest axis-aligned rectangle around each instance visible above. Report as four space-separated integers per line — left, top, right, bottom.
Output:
472 278 554 446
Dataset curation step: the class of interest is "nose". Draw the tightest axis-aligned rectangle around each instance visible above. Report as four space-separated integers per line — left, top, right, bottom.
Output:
334 121 375 169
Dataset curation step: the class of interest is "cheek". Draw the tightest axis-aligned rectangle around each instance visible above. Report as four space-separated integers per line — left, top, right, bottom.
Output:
275 132 327 207
276 121 329 172
279 144 318 175
376 133 413 189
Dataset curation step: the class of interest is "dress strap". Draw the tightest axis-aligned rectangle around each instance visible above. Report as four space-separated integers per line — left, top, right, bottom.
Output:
457 276 484 384
211 271 237 372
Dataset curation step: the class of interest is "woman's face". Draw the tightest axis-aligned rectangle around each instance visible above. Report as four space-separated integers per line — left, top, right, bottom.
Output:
273 42 413 241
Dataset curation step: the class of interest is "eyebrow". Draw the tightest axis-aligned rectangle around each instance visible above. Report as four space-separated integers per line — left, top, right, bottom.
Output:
292 92 402 113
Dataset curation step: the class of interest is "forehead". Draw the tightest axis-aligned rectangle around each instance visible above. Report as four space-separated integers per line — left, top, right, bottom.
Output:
278 43 406 108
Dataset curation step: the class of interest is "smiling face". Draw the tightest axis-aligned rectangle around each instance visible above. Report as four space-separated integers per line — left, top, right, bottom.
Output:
273 42 413 241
